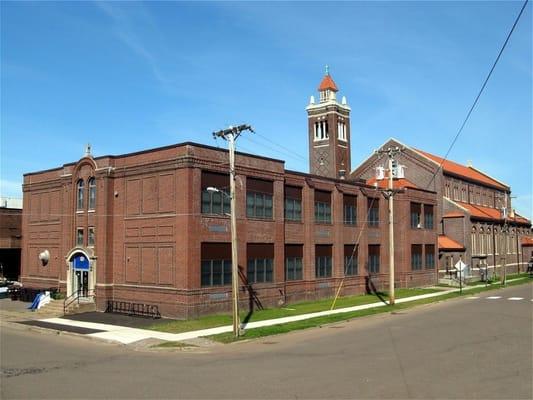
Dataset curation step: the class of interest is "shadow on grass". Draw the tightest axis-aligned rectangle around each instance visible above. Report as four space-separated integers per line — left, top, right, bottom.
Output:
365 275 388 305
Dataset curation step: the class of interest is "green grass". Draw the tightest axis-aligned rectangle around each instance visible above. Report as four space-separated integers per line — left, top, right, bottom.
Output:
144 287 438 334
209 277 532 343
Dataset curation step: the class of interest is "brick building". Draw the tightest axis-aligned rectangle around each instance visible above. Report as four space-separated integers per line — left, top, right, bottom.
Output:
352 138 532 279
0 199 22 281
20 72 440 318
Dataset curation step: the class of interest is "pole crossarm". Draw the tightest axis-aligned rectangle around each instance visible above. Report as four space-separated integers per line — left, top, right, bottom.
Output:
213 124 254 140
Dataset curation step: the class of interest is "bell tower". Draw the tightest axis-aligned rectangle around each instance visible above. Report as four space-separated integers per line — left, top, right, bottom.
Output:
306 66 351 179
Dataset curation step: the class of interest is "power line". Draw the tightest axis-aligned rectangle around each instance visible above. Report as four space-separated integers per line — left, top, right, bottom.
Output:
426 0 529 190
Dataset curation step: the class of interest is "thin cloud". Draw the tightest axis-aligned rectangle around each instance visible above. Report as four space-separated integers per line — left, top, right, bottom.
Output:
93 1 171 84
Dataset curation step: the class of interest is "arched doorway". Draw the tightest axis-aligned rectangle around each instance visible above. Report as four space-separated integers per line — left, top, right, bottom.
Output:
65 248 95 298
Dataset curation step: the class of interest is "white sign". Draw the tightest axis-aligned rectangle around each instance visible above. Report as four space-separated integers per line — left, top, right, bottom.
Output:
455 260 467 271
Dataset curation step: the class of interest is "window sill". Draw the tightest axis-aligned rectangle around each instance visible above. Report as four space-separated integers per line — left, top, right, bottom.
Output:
315 222 332 226
244 281 274 287
201 213 230 219
76 210 84 214
200 285 231 289
246 217 274 222
285 220 303 224
88 209 95 213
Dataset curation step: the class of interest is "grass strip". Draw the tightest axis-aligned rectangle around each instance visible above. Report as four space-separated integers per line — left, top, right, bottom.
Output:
208 277 532 343
144 287 438 334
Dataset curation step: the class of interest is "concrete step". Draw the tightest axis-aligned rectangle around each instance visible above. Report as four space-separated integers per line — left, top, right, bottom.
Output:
65 302 96 315
35 300 65 316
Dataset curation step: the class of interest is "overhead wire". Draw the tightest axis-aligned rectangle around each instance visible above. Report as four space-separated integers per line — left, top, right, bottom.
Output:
425 0 529 190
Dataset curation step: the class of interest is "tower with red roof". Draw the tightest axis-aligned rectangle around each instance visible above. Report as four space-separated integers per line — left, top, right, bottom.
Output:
306 66 351 179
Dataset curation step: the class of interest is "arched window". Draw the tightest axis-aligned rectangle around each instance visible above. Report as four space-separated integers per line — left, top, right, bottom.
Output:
480 228 485 254
76 180 84 211
88 178 96 210
471 227 477 255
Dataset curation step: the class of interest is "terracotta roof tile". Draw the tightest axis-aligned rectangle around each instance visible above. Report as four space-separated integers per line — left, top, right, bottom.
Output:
455 201 531 225
318 74 338 92
522 237 533 247
414 149 508 190
443 211 465 218
366 177 419 190
438 235 465 251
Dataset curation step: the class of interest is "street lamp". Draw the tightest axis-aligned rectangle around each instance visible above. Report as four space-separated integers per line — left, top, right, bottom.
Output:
206 186 241 337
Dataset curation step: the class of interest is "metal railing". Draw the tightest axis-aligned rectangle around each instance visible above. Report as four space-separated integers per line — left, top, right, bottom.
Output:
63 289 96 314
105 300 161 319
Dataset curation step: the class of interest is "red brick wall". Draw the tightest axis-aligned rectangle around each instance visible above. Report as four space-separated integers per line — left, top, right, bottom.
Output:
22 142 439 318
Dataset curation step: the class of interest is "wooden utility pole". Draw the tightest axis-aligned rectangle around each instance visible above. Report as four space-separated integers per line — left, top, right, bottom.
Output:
213 124 254 337
378 146 403 306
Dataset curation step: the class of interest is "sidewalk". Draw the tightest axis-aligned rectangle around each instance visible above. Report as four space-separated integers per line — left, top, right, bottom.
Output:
9 279 527 345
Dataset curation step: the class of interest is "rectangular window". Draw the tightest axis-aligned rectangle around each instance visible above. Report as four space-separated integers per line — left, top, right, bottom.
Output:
343 195 357 225
425 244 435 269
368 198 379 227
201 243 231 287
88 227 95 247
285 245 303 281
344 244 358 276
284 186 302 222
76 228 84 247
315 245 332 278
411 244 423 270
246 178 273 219
424 205 434 229
315 191 332 224
201 172 230 215
247 244 274 284
368 245 380 273
411 203 421 228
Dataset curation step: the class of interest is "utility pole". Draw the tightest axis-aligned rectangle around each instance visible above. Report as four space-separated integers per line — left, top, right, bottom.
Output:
378 146 403 306
500 204 509 286
212 124 254 337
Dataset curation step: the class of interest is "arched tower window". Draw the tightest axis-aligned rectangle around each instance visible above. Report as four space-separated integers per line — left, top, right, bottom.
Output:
88 178 96 210
76 180 85 211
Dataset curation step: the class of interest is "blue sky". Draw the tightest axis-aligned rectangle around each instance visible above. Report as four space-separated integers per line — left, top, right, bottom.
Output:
1 1 531 217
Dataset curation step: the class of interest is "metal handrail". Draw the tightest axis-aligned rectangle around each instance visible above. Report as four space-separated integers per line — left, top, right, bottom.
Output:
63 289 95 314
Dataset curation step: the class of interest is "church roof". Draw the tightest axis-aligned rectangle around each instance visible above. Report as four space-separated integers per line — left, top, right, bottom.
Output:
413 149 508 190
318 74 338 92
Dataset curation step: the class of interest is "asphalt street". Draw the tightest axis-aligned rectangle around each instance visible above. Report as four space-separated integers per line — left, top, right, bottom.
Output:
2 283 532 399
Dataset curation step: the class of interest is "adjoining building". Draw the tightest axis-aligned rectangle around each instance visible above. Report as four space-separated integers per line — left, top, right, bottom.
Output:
352 138 532 279
0 198 22 281
20 72 441 318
